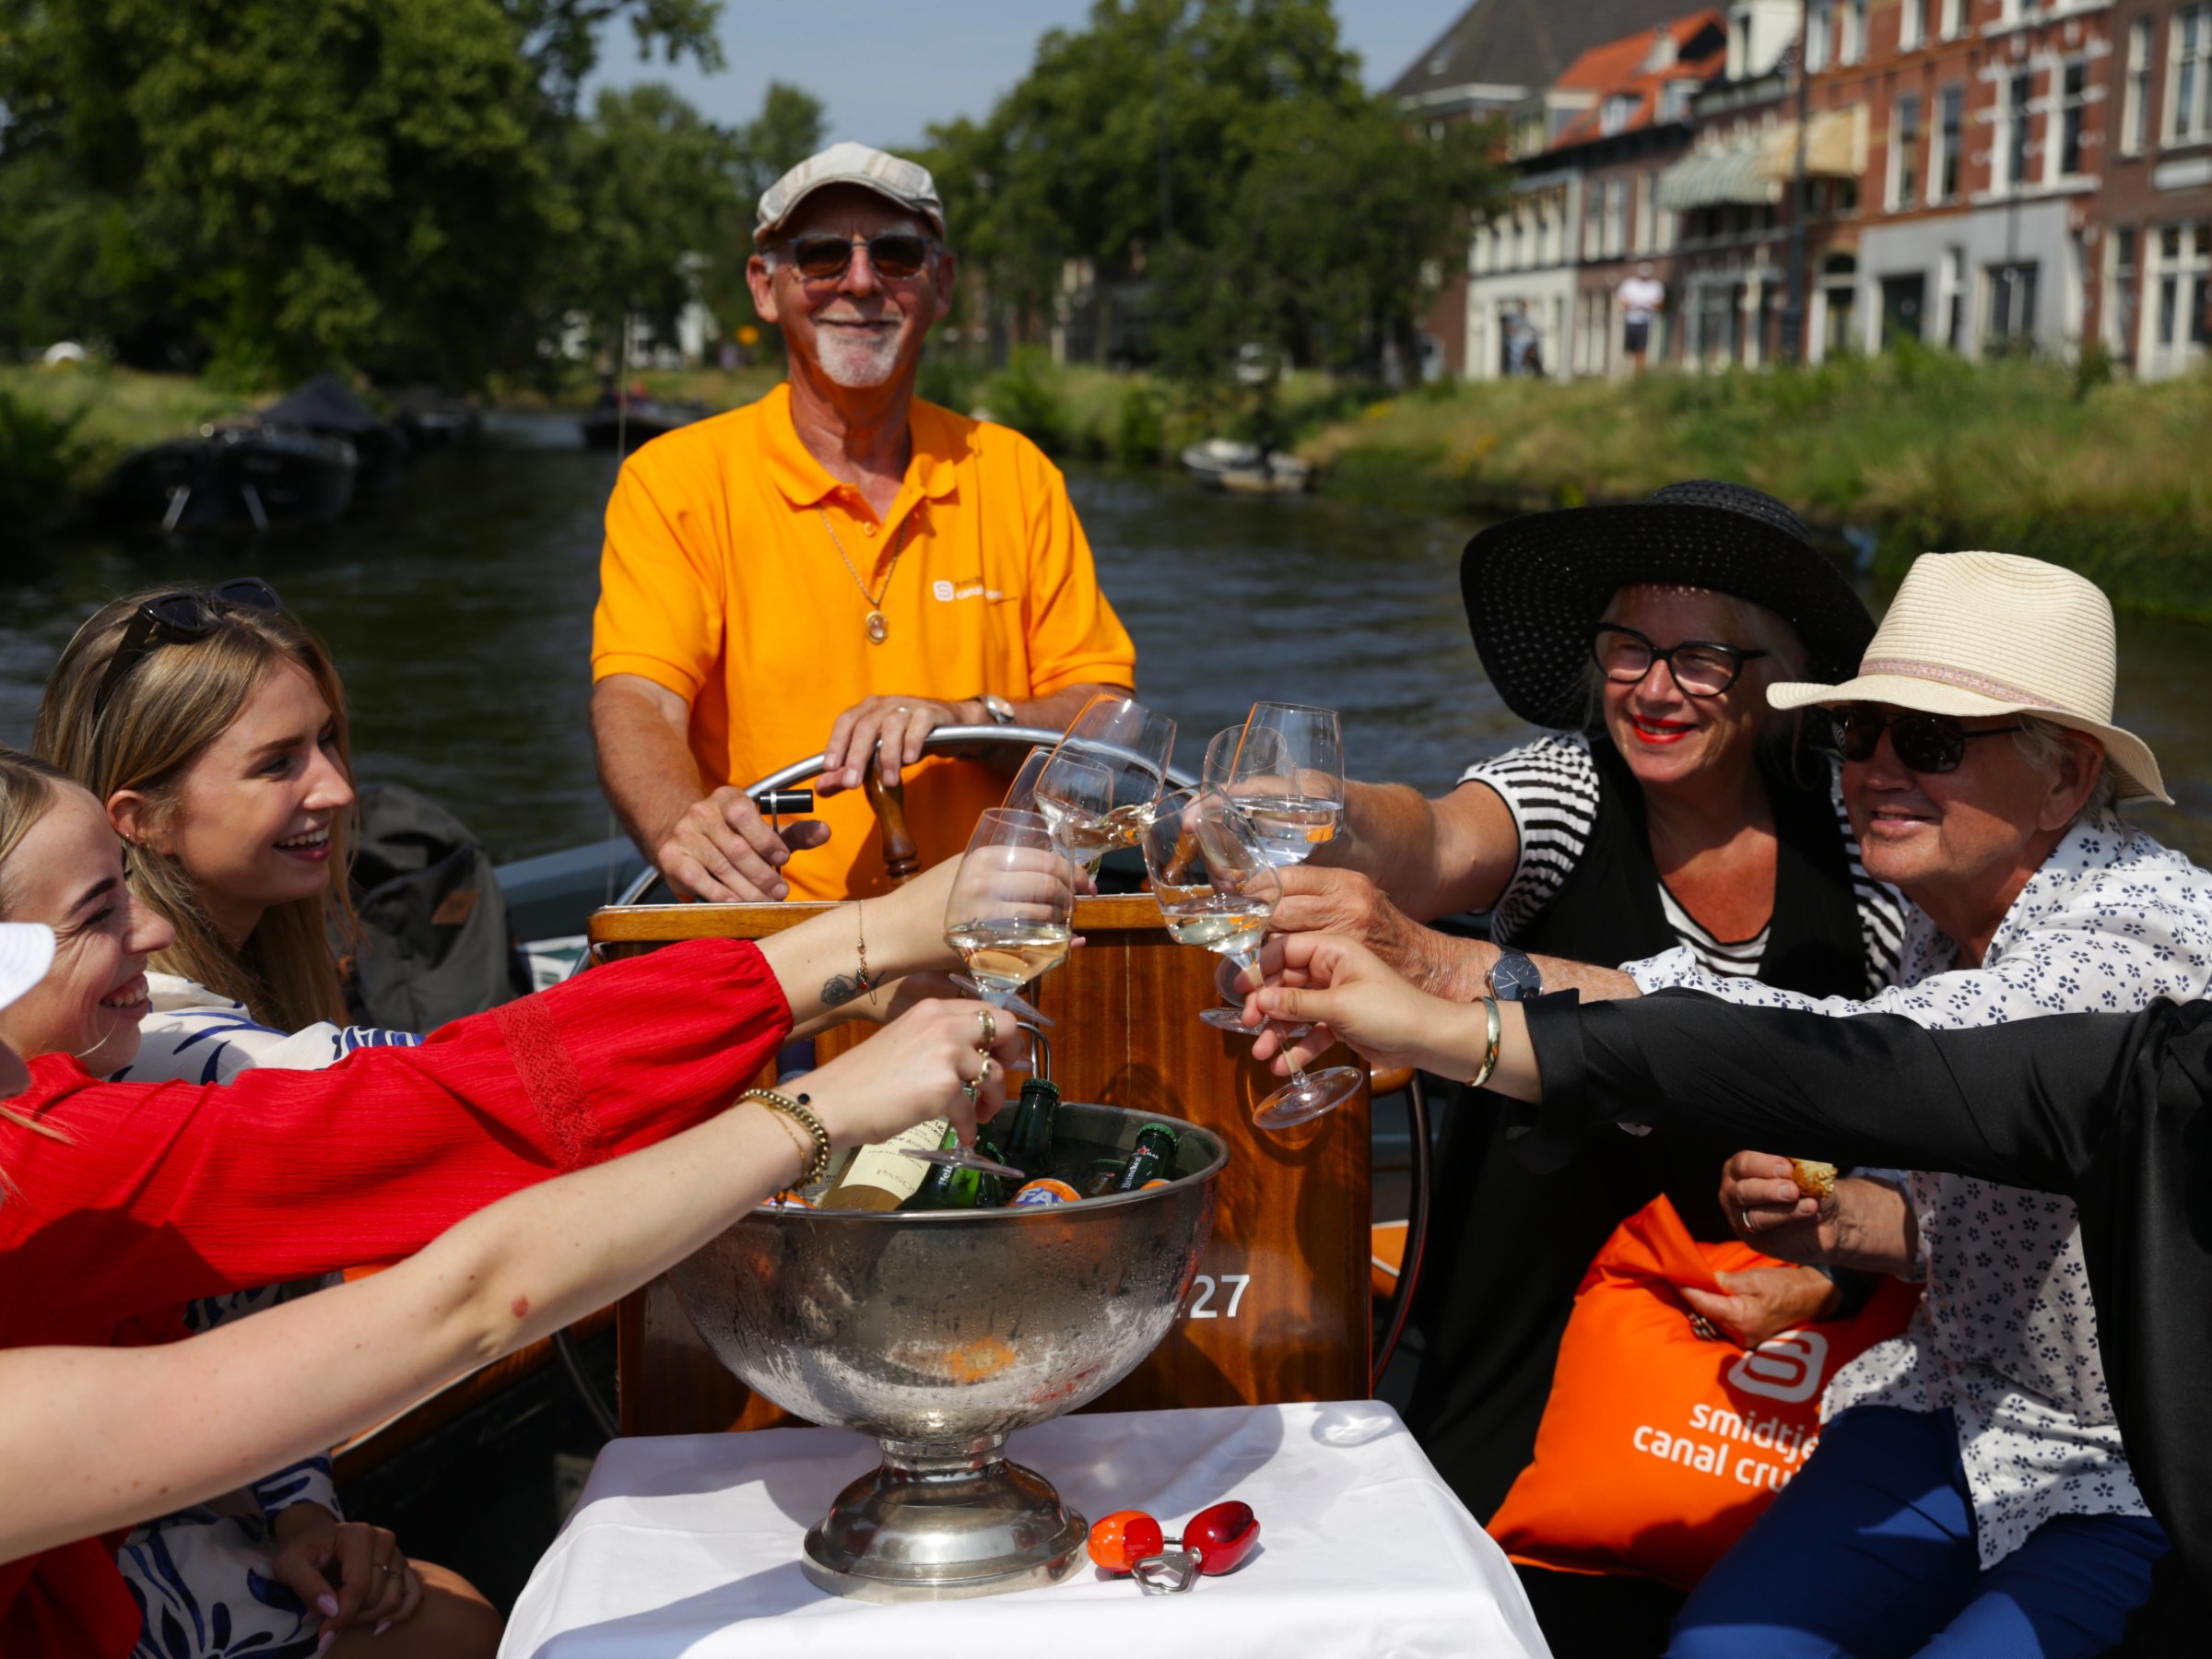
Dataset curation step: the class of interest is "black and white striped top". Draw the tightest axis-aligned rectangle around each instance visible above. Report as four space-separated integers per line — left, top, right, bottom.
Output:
1460 733 1905 986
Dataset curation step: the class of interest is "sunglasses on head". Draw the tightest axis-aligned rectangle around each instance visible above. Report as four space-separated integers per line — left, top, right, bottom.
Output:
1830 703 2023 773
778 232 934 284
90 578 286 723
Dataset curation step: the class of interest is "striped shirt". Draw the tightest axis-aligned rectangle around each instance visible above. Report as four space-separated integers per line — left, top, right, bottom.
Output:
1460 733 1904 988
113 972 422 1086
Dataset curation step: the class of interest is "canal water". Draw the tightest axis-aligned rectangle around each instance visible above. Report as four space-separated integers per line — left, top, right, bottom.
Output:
5 407 2209 871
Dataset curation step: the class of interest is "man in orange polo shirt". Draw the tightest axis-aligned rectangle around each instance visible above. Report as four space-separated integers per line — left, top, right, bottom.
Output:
591 143 1137 902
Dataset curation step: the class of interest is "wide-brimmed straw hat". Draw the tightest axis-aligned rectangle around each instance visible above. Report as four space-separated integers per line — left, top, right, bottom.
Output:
0 924 53 1018
1461 480 1875 729
1767 550 2169 804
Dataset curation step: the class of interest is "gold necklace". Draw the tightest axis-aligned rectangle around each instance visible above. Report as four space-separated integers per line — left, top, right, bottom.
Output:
816 509 911 645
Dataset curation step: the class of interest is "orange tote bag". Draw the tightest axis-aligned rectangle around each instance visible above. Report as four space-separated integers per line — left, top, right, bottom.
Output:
1488 1194 1919 1589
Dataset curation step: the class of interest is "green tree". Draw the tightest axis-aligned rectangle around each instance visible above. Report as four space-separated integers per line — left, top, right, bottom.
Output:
0 0 724 385
699 80 827 352
917 0 1506 386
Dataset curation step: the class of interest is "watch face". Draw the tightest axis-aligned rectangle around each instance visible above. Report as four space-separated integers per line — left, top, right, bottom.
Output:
1489 951 1544 1002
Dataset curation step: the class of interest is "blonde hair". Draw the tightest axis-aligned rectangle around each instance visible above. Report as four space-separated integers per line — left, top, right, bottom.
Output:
35 591 357 1033
0 747 83 1179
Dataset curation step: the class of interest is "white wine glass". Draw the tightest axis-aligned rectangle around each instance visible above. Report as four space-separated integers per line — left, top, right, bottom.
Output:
1138 787 1361 1133
1196 724 1290 1031
925 808 1077 1177
1052 693 1177 853
1030 749 1118 874
1233 702 1345 867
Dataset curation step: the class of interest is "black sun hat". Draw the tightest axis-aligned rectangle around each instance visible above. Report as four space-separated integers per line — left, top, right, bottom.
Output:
1460 480 1876 729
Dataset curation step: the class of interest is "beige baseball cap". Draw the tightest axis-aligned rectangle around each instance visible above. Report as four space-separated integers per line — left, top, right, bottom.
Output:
755 142 947 246
1766 550 2170 803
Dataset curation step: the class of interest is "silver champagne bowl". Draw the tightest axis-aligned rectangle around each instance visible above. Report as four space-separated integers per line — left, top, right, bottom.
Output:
668 1100 1226 1601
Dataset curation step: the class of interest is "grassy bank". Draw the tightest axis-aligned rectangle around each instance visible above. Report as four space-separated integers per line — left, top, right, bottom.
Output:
0 364 264 520
1301 351 2212 620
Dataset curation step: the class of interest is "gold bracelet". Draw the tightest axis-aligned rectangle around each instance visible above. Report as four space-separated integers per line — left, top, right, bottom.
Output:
742 1088 832 1188
1465 996 1503 1090
853 901 878 995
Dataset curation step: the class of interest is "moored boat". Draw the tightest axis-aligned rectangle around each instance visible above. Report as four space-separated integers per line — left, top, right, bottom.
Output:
580 391 707 452
260 372 412 499
102 425 358 535
1179 437 1313 494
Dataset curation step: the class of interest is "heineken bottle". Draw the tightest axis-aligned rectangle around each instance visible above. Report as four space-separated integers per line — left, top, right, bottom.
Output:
899 1128 1013 1212
999 1077 1061 1182
1078 1123 1180 1198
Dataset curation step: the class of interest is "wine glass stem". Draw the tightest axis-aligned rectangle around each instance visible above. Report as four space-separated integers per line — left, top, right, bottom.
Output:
1229 947 1312 1085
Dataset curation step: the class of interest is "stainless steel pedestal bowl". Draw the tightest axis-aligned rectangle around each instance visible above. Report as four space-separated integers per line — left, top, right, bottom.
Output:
669 1101 1224 1602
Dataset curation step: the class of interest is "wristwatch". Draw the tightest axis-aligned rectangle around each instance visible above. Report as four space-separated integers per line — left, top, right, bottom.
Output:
980 693 1018 725
1487 947 1544 1002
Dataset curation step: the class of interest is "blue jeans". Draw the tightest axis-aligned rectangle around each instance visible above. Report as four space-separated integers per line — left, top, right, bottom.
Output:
1665 1406 2169 1659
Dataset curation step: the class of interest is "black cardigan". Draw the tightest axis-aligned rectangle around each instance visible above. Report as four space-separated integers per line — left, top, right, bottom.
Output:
1517 988 2212 1656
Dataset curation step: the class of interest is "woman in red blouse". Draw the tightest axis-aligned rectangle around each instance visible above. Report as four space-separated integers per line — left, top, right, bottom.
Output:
0 782 1041 1657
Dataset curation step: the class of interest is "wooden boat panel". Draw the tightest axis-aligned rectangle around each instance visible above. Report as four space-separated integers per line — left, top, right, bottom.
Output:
594 896 1371 1435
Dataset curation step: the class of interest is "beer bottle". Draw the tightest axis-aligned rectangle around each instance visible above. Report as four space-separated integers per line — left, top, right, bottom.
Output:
818 1117 948 1212
1078 1124 1180 1198
999 1077 1061 1182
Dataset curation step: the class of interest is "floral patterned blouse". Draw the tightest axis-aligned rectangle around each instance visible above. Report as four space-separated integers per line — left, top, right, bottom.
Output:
1626 811 2212 1566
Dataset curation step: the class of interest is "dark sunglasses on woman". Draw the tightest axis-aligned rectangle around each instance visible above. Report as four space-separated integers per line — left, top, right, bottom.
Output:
778 232 934 283
90 577 287 721
1830 703 2023 773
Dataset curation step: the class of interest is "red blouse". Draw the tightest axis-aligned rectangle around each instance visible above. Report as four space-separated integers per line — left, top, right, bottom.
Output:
0 938 793 1658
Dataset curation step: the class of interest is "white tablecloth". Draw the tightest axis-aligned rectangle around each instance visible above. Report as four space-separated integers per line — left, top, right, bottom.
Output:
500 1401 1550 1658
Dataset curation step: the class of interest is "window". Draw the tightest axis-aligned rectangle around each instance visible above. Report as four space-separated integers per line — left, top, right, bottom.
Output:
1585 188 1604 260
1841 0 1867 64
1933 84 1964 201
2175 7 2212 144
1601 95 1638 136
1893 94 1924 209
2112 226 2140 361
2000 69 2034 190
2153 223 2212 359
2055 60 2089 177
1821 253 1860 358
2124 18 2155 156
1986 260 2041 345
1608 179 1629 256
1901 0 1927 51
1940 0 1964 38
1636 170 1657 251
1659 80 1695 124
1806 0 1834 73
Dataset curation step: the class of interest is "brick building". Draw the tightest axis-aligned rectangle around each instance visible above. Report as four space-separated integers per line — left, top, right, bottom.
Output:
2099 0 2212 375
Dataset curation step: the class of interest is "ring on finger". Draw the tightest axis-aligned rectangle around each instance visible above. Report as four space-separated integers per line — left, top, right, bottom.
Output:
976 1008 996 1050
1737 1206 1755 1232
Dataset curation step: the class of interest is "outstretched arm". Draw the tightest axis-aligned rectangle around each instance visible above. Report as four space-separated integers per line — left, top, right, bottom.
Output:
0 996 1025 1562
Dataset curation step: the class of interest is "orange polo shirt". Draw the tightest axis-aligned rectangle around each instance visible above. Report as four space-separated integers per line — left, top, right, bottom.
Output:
592 383 1136 900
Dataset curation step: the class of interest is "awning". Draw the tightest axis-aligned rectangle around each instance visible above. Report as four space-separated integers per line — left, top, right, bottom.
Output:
1756 106 1869 181
1655 138 1778 211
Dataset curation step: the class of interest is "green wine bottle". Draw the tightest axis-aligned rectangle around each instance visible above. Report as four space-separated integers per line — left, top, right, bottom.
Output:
899 1125 971 1212
1077 1123 1180 1198
1000 1077 1061 1182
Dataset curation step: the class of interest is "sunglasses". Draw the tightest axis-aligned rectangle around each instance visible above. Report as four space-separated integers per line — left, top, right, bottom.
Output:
90 578 286 722
1591 623 1767 699
778 232 935 284
1830 704 2024 773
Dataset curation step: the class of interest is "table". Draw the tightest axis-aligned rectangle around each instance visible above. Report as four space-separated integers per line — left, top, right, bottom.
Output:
500 1402 1551 1658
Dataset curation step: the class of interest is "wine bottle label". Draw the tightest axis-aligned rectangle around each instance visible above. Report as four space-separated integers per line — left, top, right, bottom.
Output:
827 1118 948 1206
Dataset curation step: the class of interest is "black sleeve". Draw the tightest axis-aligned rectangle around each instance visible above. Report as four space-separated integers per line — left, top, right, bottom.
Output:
1512 988 2206 1196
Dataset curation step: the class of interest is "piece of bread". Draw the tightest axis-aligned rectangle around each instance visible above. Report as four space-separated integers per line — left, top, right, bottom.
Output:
1789 1159 1839 1198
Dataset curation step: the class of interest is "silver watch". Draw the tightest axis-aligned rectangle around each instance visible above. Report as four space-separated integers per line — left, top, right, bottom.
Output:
980 693 1018 724
1487 947 1544 1002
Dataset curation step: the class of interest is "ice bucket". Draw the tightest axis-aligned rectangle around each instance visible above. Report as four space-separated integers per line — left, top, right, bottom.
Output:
668 1100 1226 1600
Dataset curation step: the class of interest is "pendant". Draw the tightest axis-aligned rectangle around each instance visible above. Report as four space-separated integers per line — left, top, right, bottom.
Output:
865 611 888 644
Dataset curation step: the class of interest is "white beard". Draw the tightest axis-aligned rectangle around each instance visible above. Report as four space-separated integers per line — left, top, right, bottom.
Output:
813 323 903 388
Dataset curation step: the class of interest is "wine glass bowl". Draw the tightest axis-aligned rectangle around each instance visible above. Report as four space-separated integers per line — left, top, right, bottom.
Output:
1233 701 1346 867
1050 692 1177 854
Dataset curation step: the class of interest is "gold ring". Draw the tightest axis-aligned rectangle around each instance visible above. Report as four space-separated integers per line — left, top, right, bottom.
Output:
976 1008 996 1050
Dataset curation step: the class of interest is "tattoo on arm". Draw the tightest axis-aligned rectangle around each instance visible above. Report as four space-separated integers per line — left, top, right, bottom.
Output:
820 974 864 1008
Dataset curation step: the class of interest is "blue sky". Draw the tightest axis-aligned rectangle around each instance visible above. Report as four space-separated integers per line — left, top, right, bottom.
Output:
587 2 1454 152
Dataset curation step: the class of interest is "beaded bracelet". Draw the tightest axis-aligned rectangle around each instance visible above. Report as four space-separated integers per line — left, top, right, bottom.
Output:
743 1088 832 1189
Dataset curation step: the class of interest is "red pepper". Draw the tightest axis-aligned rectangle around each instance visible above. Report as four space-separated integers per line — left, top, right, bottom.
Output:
1183 1500 1260 1575
1088 1510 1166 1574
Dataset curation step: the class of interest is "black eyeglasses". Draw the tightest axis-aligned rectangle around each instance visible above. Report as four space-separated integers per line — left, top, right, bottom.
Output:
1830 704 2024 774
1591 624 1768 699
90 578 286 722
778 232 934 283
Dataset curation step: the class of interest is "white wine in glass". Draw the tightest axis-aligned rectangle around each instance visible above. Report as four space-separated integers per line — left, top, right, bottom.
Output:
1234 702 1346 867
1138 787 1360 1133
1052 693 1176 854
